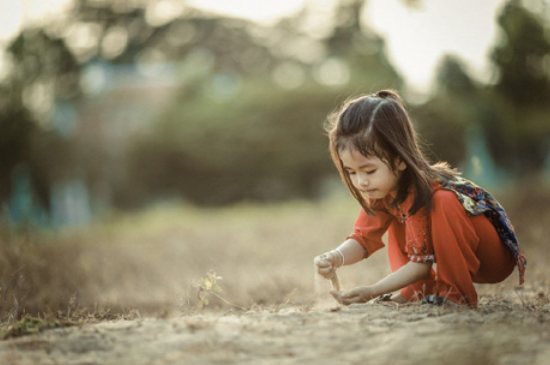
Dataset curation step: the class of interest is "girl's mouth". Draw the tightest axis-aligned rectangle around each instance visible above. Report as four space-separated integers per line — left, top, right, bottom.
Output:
361 189 378 195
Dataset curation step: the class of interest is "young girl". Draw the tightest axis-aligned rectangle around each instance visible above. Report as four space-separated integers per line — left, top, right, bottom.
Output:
314 89 526 308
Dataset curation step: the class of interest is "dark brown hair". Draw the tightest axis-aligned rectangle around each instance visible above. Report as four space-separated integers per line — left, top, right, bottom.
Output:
326 89 460 216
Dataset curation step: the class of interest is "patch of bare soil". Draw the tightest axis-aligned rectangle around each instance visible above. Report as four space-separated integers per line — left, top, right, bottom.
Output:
1 301 549 365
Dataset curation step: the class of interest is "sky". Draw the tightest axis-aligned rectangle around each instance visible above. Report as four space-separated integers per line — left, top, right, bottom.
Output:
0 0 508 94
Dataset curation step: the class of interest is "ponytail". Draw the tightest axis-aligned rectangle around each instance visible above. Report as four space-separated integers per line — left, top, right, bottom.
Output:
374 89 404 106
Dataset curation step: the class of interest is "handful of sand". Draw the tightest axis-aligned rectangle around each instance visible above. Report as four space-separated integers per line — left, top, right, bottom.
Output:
330 272 341 291
313 260 341 307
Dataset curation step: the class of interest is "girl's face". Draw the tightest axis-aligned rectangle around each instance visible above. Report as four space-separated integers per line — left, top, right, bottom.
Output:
339 148 406 200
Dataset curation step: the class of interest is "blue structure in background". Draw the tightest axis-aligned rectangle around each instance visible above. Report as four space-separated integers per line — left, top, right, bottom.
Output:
50 178 91 228
8 166 91 228
7 166 49 226
462 124 511 189
53 100 78 137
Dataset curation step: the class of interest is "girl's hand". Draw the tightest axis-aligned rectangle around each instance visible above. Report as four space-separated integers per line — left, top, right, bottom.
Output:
313 251 342 279
330 286 377 305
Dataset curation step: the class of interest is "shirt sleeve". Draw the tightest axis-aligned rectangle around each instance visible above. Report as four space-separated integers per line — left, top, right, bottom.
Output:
347 208 393 258
405 207 435 263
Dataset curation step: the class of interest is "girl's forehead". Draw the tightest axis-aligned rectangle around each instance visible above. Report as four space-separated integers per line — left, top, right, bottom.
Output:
339 148 383 165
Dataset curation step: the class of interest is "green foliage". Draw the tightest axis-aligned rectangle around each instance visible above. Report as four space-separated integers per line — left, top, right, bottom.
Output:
435 55 477 97
5 0 550 212
491 0 550 105
411 55 480 167
0 100 35 202
8 29 80 100
0 314 75 340
411 101 468 168
0 28 82 208
126 85 336 205
119 2 402 206
421 0 550 174
1 0 403 210
487 0 550 172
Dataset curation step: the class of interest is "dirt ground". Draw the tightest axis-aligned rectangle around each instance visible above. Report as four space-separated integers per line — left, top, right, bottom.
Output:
1 298 549 365
1 187 549 365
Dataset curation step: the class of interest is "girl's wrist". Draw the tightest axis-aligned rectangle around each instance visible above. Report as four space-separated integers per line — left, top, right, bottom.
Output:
331 249 345 267
369 283 385 298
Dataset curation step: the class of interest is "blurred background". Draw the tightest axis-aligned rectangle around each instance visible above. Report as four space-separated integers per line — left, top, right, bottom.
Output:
0 0 549 318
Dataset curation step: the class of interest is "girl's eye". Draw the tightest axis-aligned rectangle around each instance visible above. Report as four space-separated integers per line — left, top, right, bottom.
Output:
348 171 356 175
366 170 377 175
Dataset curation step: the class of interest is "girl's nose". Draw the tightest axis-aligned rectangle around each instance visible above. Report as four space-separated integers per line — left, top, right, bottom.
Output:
357 174 369 187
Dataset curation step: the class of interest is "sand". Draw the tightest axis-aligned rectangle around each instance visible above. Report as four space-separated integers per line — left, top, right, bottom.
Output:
1 300 549 365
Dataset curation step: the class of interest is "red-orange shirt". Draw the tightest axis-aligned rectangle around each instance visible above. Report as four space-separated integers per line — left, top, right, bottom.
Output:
347 187 435 263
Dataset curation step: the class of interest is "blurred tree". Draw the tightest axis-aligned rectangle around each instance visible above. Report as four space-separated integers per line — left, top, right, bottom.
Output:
0 0 278 210
488 0 550 172
0 93 36 204
127 86 342 206
416 0 550 176
434 55 476 97
8 29 81 103
327 0 365 53
67 0 280 76
0 29 81 209
491 0 550 105
1 0 405 210
122 0 404 206
325 0 401 87
411 55 478 168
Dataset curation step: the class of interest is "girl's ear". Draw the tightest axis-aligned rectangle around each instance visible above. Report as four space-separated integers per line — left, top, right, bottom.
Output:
395 158 406 171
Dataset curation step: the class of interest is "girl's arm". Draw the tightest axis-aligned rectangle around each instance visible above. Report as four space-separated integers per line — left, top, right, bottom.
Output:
335 238 366 266
314 239 365 279
332 261 432 305
371 261 432 295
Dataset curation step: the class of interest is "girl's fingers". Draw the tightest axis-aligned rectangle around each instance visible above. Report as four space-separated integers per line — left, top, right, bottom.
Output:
317 261 331 269
342 296 363 305
314 256 332 268
332 293 356 306
340 290 360 299
317 265 334 273
319 272 332 279
331 290 366 305
344 290 374 305
339 292 363 305
317 270 334 279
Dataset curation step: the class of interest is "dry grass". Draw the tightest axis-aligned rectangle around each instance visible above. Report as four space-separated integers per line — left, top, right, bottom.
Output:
1 178 549 335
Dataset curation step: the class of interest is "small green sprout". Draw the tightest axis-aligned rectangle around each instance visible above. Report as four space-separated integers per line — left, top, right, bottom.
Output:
193 271 223 309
